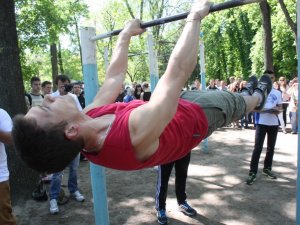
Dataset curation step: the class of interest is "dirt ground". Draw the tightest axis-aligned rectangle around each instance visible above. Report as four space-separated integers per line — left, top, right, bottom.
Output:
13 126 297 225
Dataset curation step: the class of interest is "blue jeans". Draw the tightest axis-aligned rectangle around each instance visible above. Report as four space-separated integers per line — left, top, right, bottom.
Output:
290 112 298 133
50 154 80 200
250 124 278 174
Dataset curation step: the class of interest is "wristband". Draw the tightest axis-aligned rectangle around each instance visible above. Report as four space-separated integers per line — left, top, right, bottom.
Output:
186 12 203 22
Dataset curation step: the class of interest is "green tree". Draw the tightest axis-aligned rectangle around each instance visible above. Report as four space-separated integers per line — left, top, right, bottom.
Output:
16 0 88 87
94 0 297 84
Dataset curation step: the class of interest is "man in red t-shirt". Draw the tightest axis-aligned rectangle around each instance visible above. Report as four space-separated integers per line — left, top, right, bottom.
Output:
12 0 271 174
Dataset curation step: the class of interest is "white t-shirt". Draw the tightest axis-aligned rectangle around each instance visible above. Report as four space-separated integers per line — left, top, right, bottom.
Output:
0 109 12 182
256 88 282 126
51 90 82 111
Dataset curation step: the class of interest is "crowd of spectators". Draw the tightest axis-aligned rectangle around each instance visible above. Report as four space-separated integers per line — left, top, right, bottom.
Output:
190 75 298 133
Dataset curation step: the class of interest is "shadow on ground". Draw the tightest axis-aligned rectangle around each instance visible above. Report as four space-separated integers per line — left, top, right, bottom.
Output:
14 128 297 225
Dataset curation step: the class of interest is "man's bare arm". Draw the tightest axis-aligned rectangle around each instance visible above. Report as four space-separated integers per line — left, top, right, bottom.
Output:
129 0 212 151
0 130 12 145
83 20 145 113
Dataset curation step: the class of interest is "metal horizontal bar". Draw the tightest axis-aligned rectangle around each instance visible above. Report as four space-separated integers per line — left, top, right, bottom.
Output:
91 0 261 41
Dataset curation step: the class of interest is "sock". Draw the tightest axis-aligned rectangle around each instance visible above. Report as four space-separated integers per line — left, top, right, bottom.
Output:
253 91 263 106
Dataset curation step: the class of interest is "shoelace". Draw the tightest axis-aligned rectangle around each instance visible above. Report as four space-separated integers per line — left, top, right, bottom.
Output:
181 203 191 210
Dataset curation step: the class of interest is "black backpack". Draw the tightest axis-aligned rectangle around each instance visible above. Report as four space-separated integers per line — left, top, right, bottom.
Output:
25 93 32 107
32 180 48 202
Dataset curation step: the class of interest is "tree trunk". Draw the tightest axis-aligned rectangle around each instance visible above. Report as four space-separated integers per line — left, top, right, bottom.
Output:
259 0 274 72
57 41 64 74
0 0 39 204
277 0 297 53
277 0 296 34
50 43 59 91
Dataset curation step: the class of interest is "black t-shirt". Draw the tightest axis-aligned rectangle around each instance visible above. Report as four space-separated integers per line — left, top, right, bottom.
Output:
115 92 126 102
77 94 85 109
143 92 151 101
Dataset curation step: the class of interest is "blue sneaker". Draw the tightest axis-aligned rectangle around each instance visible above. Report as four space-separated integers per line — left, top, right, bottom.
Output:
157 209 168 224
178 201 197 216
246 172 256 185
262 168 277 179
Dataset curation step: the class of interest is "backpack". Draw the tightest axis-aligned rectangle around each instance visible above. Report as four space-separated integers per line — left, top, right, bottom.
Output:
32 180 48 202
25 93 44 108
25 93 32 107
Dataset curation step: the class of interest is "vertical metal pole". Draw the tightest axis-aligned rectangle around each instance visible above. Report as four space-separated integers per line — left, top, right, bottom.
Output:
147 33 159 91
296 1 300 224
199 34 208 152
154 50 159 82
104 47 109 71
79 27 110 225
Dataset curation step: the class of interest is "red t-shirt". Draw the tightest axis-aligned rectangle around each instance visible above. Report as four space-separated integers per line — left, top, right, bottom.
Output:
83 99 208 170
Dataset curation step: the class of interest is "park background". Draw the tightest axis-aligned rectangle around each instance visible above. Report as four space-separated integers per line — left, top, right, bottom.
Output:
0 0 297 224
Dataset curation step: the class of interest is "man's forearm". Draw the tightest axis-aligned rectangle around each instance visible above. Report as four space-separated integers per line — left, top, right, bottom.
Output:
168 14 201 76
106 32 131 78
0 131 12 145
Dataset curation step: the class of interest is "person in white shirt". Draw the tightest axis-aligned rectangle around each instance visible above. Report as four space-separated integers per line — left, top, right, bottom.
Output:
49 75 85 214
246 71 282 185
0 109 16 225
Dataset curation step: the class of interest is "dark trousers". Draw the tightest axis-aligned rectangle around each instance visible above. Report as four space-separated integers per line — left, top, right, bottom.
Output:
282 103 288 126
250 124 278 174
155 153 191 210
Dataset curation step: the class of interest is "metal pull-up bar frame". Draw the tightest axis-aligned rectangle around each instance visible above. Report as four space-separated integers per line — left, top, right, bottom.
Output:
91 0 261 41
80 1 274 225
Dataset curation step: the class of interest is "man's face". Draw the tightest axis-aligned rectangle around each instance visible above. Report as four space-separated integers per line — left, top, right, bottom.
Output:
73 85 81 95
58 80 69 96
43 84 52 95
26 94 78 127
31 81 41 93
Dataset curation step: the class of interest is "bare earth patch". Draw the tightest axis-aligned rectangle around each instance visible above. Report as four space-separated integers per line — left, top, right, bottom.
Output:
14 127 297 225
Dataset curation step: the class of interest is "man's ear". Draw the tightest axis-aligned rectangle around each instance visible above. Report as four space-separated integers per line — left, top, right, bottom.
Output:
64 124 80 140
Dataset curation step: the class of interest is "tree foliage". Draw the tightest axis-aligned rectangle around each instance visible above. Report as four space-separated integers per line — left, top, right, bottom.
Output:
15 0 297 87
15 0 88 86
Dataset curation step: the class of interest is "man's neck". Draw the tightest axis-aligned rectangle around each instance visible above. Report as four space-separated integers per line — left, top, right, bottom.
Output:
82 115 115 153
30 91 41 96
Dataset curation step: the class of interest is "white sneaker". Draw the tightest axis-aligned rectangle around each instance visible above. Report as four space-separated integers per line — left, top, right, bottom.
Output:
49 199 59 214
71 190 85 202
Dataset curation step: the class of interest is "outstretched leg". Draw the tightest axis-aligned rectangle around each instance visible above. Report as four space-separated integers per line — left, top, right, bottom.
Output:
180 75 272 137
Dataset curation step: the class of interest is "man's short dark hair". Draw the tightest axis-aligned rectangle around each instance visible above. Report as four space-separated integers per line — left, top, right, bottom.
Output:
72 82 81 87
12 115 84 173
55 75 71 85
42 81 52 88
31 76 41 85
263 70 274 75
